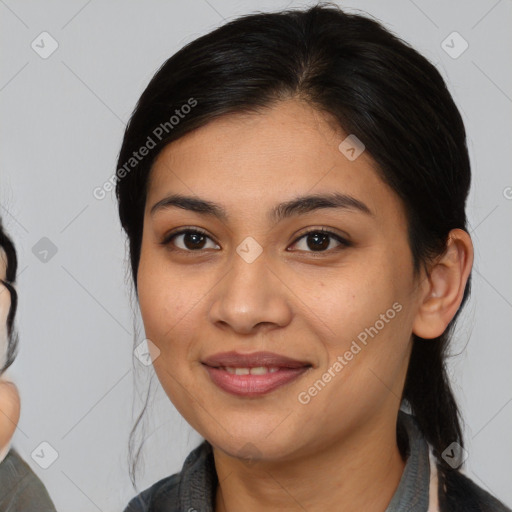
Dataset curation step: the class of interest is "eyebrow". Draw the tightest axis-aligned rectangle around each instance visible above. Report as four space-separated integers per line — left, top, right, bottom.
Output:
150 192 373 222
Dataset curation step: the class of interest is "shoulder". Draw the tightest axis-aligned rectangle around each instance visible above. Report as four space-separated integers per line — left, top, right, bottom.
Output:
122 473 182 512
122 440 215 512
0 448 57 511
439 465 511 512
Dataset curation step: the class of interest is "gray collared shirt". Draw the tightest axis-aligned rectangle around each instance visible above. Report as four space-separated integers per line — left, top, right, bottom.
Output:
0 448 57 512
123 411 511 511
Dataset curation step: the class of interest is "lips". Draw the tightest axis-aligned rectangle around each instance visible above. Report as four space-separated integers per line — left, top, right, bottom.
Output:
202 351 311 369
202 351 312 397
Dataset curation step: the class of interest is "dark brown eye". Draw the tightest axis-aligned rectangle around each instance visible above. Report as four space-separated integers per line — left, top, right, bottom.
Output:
161 227 350 254
290 229 351 253
161 229 219 251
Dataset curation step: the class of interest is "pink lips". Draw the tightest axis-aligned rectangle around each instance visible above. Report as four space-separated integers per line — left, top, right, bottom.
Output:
202 351 312 397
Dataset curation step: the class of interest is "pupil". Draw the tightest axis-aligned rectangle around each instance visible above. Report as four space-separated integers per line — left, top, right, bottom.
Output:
308 233 329 251
185 233 205 250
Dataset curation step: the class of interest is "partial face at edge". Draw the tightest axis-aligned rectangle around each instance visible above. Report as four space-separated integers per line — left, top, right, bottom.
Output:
136 99 424 461
0 248 11 371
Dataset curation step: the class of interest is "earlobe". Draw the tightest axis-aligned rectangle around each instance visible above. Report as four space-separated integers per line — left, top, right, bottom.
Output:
412 229 473 339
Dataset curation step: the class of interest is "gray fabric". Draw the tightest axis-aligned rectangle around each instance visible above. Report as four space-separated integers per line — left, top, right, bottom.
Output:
123 411 510 511
0 447 57 512
385 411 430 511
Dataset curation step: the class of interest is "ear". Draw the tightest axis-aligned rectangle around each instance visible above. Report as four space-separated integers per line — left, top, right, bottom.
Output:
412 229 473 339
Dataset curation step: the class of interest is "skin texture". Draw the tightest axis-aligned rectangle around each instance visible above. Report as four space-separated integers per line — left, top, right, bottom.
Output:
137 99 473 511
0 248 20 456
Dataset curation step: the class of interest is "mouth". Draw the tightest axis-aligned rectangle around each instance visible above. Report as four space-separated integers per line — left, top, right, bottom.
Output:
201 351 312 397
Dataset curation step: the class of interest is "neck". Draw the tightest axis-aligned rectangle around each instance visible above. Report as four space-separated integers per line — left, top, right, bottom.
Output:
213 412 407 512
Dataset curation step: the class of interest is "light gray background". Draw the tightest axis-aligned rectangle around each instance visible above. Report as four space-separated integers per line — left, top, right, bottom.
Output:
1 0 511 510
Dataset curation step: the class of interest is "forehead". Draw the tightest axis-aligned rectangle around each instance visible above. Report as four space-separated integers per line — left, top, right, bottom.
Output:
151 99 346 182
146 99 406 227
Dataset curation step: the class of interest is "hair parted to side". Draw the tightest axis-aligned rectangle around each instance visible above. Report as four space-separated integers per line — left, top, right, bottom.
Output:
0 216 19 375
115 1 472 499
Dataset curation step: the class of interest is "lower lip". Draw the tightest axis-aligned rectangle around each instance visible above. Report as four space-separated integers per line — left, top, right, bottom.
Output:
203 365 310 397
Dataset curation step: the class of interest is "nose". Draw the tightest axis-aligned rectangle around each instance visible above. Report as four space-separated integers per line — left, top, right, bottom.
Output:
207 249 292 335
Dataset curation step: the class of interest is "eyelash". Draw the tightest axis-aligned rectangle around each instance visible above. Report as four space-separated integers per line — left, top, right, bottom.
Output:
160 227 351 255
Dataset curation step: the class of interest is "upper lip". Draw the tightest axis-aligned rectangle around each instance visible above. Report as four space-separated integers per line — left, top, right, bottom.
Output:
202 351 311 369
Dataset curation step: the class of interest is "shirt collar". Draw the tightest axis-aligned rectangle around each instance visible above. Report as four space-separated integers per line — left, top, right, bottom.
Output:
385 410 431 511
177 410 432 511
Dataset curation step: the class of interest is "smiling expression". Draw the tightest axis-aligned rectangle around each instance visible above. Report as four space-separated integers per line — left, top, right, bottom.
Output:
136 99 423 460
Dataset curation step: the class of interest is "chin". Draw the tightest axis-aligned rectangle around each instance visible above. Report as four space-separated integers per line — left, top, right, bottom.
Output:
202 423 303 463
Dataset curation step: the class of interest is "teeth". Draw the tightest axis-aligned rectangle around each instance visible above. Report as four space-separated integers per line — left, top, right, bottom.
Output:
224 367 281 375
250 366 268 375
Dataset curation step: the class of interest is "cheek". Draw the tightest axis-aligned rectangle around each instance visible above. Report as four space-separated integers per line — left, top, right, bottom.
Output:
309 265 400 339
137 246 171 342
136 249 206 355
136 250 210 427
308 252 414 386
137 269 179 345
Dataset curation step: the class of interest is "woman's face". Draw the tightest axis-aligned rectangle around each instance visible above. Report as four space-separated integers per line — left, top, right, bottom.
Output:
0 248 11 369
137 99 424 461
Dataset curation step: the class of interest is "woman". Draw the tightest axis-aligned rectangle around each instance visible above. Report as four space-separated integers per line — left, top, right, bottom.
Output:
0 218 57 511
117 3 510 511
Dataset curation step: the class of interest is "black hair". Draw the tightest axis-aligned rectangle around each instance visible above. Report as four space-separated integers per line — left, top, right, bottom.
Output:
115 2 473 503
0 216 19 375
